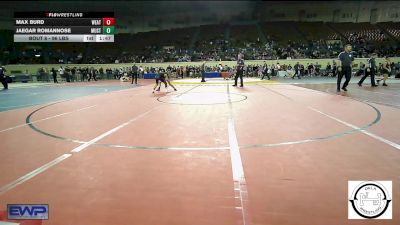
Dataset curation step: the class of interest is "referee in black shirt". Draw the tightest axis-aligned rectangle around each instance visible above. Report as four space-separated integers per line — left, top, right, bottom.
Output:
358 53 378 87
131 64 139 85
233 52 245 87
337 44 355 92
200 61 206 82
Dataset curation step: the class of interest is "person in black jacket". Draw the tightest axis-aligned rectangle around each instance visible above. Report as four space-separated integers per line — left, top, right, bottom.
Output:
261 62 270 80
88 67 97 81
51 67 58 83
292 62 301 79
65 66 71 82
0 66 8 90
71 67 76 82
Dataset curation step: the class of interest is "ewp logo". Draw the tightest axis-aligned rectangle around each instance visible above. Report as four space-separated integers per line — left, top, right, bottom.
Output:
7 204 48 220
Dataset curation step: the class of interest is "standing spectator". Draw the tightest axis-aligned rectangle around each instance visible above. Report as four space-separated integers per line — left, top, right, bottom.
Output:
382 56 391 86
51 67 58 83
99 67 104 79
88 67 97 81
58 66 64 81
261 62 270 80
0 65 8 90
65 66 71 82
71 67 76 82
307 63 314 76
325 63 332 76
82 67 88 81
292 62 301 79
271 64 276 77
300 64 305 76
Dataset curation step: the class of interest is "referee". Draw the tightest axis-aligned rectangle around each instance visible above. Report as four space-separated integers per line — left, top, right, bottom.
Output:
337 44 355 92
358 53 378 87
131 64 139 85
233 52 245 87
200 61 206 82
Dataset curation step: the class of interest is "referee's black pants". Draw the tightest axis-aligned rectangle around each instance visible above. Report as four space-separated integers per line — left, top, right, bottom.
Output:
131 72 138 84
337 66 352 90
234 68 244 87
201 71 206 82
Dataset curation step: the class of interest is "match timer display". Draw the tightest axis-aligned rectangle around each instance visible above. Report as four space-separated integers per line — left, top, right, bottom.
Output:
14 12 115 42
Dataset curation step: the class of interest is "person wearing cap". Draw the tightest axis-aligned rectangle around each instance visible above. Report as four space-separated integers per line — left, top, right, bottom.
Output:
337 44 355 92
358 53 378 87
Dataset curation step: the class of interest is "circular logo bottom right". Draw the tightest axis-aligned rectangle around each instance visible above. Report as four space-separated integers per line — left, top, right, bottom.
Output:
348 181 392 219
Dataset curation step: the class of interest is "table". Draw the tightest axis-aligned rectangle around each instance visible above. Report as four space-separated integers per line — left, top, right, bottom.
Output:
204 72 220 78
144 73 157 79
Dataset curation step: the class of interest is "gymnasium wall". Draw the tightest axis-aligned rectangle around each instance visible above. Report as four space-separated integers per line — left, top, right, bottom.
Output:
0 1 399 33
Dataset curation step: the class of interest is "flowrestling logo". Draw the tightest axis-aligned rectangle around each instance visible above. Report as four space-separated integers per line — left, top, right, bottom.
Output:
348 181 392 219
7 204 48 220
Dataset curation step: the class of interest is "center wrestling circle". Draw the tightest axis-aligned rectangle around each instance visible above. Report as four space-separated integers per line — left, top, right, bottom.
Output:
157 92 248 105
25 91 381 151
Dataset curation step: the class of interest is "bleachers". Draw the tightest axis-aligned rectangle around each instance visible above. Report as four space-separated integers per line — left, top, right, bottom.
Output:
198 24 226 42
1 21 399 64
379 22 400 39
296 22 340 40
230 25 261 46
329 22 389 42
193 24 228 57
262 22 306 44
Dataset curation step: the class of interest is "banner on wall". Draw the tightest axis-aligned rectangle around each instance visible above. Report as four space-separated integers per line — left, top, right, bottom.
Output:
326 39 342 45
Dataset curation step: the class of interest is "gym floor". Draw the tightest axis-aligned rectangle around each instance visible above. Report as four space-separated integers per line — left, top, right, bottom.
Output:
0 77 399 225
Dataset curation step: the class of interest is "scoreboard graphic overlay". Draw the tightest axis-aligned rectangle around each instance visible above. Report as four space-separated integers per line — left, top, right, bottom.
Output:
14 12 114 42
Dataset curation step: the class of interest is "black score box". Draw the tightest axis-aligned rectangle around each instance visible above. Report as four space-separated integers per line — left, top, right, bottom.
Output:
83 35 114 42
14 34 114 42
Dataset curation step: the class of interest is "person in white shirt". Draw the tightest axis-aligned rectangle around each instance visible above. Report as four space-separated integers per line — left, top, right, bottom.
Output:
276 63 281 71
58 66 64 78
57 66 65 82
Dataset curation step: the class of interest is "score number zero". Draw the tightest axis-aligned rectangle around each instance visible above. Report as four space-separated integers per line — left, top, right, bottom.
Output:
102 18 114 34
